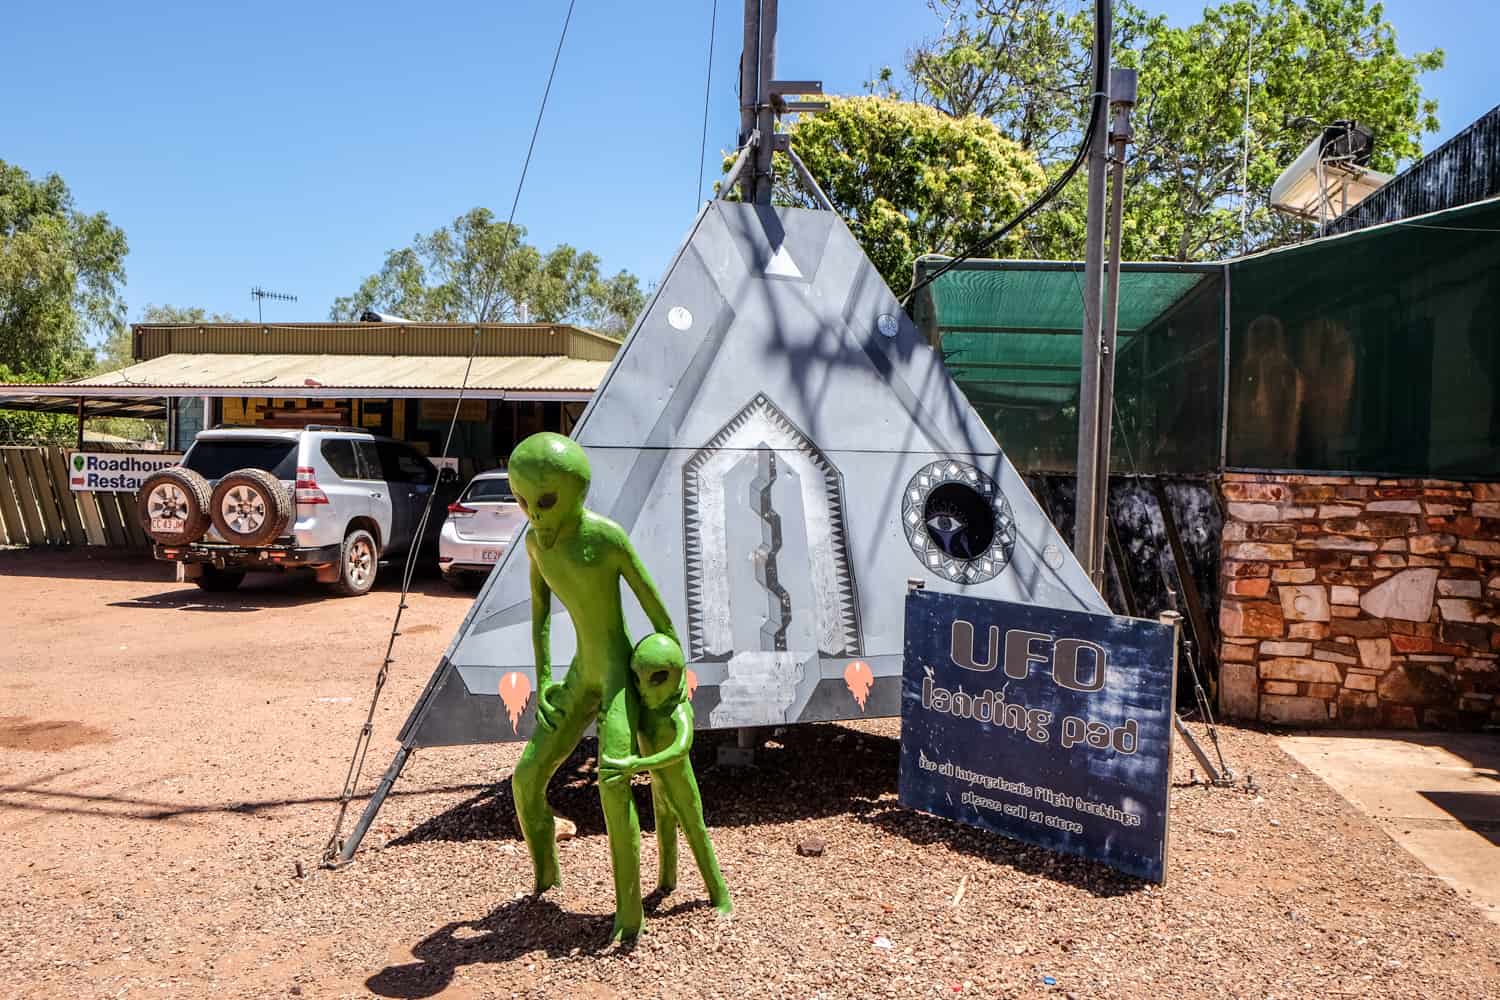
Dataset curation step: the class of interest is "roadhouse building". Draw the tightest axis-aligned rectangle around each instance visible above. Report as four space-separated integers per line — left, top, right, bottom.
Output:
0 321 621 474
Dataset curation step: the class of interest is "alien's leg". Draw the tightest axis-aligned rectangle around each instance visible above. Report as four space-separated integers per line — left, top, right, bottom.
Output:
654 763 732 915
597 683 645 940
650 779 679 893
511 680 595 894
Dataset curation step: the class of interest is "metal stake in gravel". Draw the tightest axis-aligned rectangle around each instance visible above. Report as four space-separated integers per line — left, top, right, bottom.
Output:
317 0 579 870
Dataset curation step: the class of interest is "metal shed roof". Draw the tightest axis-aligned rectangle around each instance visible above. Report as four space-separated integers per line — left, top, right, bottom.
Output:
0 352 611 416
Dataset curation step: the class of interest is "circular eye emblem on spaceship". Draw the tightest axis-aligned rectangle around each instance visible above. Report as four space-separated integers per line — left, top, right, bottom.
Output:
923 482 994 559
901 460 1016 584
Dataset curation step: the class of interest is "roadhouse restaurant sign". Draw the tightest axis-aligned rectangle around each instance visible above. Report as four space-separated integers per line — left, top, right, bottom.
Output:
898 590 1178 882
68 452 183 492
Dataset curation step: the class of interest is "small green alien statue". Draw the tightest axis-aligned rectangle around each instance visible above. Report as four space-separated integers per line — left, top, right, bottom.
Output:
508 432 729 941
600 633 732 916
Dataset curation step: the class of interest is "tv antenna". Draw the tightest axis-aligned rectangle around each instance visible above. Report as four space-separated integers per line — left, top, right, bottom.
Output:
250 286 297 322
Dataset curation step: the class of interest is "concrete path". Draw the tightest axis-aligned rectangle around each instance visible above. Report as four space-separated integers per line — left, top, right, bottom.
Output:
1280 731 1500 924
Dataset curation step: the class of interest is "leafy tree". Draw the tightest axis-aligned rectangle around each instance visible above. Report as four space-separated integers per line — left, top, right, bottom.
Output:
582 271 647 339
1 160 128 380
733 95 1046 290
882 0 1094 164
887 0 1442 260
1 161 128 442
331 208 645 334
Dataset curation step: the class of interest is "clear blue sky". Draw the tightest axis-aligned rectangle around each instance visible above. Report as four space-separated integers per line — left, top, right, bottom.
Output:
6 0 1493 336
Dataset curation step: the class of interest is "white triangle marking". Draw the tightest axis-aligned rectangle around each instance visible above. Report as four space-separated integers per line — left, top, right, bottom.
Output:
765 244 803 279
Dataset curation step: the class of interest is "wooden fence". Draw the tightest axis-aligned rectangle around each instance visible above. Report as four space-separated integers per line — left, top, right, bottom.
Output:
0 446 150 550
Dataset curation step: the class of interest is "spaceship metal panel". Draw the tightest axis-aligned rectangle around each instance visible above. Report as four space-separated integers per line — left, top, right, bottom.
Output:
402 201 1107 747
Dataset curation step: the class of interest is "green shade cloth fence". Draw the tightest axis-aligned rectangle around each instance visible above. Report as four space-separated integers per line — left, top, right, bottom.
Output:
913 260 1224 475
913 196 1500 480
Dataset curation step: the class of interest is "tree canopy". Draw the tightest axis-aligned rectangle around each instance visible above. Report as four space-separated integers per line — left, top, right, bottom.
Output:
742 95 1046 291
330 208 646 336
879 0 1442 261
1 159 128 382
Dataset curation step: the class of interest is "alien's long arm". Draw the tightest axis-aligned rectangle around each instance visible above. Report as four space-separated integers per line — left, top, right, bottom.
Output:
635 704 694 771
620 704 695 774
618 529 679 645
529 548 552 685
529 549 564 732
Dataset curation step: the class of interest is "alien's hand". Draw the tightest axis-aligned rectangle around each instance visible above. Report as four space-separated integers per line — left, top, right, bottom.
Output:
597 753 644 787
534 682 566 733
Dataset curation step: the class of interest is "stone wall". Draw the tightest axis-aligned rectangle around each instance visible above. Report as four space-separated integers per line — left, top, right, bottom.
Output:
1216 472 1500 728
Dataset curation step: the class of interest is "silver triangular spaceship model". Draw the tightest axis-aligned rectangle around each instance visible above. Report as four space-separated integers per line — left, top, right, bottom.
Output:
399 202 1106 749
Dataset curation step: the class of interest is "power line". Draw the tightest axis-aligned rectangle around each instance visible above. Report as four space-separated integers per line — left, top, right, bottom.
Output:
697 0 720 207
320 0 580 869
900 0 1111 306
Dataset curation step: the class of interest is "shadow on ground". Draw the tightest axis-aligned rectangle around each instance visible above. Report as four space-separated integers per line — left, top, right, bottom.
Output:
390 723 902 845
390 722 1144 899
364 893 717 998
0 549 167 581
105 570 463 611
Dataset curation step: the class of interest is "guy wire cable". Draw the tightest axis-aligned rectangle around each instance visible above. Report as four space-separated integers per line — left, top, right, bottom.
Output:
901 0 1111 306
696 0 719 207
320 0 579 868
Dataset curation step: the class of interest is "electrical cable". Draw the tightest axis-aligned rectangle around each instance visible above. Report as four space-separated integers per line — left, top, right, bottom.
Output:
319 0 579 868
696 0 720 207
900 0 1112 306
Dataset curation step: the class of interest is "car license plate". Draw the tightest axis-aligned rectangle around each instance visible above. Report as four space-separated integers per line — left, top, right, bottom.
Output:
481 550 501 562
150 518 179 532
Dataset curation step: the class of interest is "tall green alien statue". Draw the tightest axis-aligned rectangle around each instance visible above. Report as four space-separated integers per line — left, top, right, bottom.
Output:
507 432 731 941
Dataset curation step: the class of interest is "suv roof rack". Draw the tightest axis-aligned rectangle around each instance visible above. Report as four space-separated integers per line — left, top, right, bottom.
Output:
206 423 372 434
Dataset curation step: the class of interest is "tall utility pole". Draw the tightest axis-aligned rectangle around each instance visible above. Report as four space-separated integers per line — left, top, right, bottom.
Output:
1072 0 1113 585
1089 68 1138 576
738 0 778 204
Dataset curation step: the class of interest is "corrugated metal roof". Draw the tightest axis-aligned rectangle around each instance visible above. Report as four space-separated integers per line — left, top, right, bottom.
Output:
18 353 610 398
130 322 621 362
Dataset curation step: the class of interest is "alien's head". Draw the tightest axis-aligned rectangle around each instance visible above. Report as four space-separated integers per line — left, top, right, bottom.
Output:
508 432 590 550
630 633 686 711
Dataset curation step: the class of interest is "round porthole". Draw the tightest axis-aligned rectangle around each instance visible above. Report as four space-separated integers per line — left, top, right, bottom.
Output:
901 460 1015 584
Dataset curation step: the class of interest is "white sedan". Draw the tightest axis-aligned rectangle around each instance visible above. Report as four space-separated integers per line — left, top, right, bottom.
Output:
438 469 527 588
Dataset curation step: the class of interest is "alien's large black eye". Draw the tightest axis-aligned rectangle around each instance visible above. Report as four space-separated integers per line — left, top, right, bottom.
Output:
516 496 529 512
649 670 670 686
538 492 558 510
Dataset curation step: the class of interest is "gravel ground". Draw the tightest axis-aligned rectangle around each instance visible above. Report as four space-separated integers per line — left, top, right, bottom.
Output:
1 550 1497 999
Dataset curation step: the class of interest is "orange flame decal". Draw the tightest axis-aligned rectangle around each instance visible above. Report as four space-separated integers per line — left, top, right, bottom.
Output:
685 668 699 700
498 672 533 733
843 660 874 711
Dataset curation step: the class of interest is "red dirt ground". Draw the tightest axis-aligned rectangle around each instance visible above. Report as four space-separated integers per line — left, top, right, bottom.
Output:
1 549 1497 999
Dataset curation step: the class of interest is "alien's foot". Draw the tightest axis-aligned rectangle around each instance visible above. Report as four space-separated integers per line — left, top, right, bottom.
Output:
654 877 677 895
712 893 734 918
530 859 562 896
608 916 643 944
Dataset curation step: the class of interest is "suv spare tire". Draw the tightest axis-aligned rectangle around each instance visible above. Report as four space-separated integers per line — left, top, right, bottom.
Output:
138 467 213 545
210 468 293 547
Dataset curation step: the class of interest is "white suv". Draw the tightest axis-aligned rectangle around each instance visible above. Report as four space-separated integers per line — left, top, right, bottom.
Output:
137 426 455 596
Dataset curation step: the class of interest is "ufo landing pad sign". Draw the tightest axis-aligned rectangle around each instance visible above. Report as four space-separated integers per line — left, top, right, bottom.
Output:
399 202 1106 748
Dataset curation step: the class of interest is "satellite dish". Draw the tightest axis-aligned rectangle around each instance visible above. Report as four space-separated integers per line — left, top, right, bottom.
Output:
1270 121 1392 226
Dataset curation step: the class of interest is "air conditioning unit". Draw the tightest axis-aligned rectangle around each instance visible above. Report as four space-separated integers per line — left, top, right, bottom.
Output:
1270 120 1392 224
358 310 413 324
